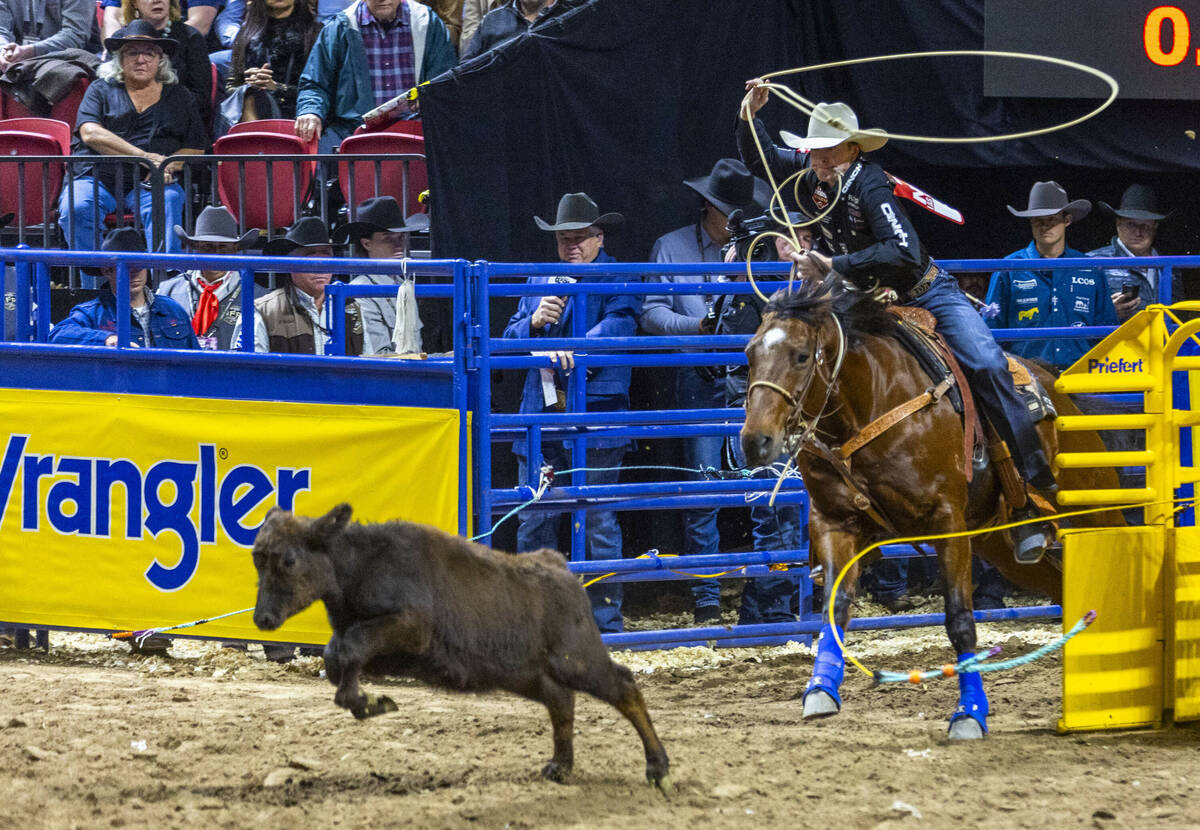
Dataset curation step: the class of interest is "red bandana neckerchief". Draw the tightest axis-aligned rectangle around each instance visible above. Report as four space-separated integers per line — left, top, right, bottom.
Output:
192 276 224 335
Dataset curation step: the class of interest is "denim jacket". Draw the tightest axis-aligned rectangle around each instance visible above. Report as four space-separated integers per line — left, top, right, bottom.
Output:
49 289 201 349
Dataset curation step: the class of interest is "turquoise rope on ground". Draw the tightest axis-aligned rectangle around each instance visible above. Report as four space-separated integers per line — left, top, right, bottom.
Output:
873 611 1097 685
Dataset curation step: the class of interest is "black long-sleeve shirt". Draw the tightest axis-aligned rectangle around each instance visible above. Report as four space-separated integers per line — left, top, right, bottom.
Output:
737 116 932 295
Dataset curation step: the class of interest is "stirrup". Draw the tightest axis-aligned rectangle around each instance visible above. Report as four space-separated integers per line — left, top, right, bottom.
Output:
1010 504 1049 564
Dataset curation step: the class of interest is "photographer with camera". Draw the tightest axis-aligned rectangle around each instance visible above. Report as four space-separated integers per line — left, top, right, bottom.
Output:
711 216 812 623
640 158 770 626
502 192 640 634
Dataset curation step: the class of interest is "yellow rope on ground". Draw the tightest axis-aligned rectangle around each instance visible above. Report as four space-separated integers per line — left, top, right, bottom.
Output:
826 495 1193 678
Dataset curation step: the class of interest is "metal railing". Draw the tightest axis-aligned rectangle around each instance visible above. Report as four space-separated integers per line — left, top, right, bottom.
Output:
0 151 427 285
5 243 1198 649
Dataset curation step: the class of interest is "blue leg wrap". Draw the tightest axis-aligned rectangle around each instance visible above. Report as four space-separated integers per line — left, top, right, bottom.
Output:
804 622 845 709
949 652 989 733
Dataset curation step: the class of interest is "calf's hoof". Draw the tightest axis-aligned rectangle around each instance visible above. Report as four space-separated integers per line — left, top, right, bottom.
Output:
352 692 398 720
540 760 572 783
802 688 840 720
947 716 985 740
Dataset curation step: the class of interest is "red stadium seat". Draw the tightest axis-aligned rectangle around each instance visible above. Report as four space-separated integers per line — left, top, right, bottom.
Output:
353 119 424 138
337 132 427 218
228 118 319 154
0 76 87 124
0 118 71 230
214 131 313 231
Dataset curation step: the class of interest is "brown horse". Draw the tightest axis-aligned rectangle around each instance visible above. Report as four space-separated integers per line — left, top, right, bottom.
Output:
740 277 1121 738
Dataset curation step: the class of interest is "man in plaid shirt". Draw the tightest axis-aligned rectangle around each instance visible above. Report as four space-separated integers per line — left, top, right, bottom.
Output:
295 0 456 152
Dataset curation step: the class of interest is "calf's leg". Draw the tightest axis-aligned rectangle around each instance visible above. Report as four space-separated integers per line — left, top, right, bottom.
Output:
536 674 576 783
331 612 432 720
556 655 670 791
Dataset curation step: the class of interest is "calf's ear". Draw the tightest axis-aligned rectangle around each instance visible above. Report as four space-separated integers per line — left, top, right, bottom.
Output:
312 502 353 542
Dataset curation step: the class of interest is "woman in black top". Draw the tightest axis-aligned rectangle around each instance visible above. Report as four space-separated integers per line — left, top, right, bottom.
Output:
228 0 321 121
119 0 214 136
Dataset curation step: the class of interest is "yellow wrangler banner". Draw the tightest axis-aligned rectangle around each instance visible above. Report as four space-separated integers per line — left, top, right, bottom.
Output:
0 388 462 645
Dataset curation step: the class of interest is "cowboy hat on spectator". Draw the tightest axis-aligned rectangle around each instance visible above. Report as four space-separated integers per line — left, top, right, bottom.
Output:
262 216 334 256
1007 181 1091 222
333 196 430 244
104 19 178 57
174 205 260 248
83 226 147 279
1098 183 1174 222
534 192 623 232
684 158 771 218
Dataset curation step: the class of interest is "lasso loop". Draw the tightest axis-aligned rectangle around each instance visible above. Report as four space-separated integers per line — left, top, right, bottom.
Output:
737 50 1119 303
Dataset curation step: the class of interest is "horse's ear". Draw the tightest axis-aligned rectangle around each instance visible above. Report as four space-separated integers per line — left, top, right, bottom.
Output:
311 503 353 542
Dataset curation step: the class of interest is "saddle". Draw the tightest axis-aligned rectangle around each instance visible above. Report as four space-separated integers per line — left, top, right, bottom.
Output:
839 305 1056 485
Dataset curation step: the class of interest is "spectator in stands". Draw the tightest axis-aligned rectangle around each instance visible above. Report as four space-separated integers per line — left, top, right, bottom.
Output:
49 226 200 349
0 0 102 70
224 0 322 124
640 158 769 626
459 0 500 52
208 0 243 87
118 0 215 130
985 181 1116 369
502 192 639 634
714 219 810 625
249 216 365 354
460 0 574 61
103 0 225 42
228 0 321 120
335 196 431 355
158 205 264 350
294 0 456 154
59 22 207 278
413 0 462 47
1088 184 1175 321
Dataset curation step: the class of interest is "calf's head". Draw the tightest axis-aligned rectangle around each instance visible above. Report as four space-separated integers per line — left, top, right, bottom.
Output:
251 503 353 631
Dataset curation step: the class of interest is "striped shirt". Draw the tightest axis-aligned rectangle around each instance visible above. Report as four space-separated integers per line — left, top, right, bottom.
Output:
357 0 417 106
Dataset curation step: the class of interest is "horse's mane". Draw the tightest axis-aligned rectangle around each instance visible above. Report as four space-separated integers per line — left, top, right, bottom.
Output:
762 274 900 344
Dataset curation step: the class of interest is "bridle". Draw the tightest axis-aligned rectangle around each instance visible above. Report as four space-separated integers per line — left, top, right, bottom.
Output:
747 312 846 452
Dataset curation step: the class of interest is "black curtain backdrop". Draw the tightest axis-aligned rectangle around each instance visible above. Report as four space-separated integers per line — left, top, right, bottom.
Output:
421 0 1200 572
423 0 1200 264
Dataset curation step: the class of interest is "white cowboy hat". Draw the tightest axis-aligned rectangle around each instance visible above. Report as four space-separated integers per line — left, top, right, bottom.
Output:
779 102 888 153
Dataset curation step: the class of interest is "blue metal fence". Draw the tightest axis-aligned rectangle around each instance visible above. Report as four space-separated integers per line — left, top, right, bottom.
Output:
3 247 1193 651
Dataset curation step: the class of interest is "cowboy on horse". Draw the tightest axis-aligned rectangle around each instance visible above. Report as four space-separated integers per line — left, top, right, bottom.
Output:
738 82 1057 564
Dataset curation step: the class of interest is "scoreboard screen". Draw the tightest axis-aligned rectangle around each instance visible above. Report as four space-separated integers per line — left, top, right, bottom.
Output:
985 0 1200 99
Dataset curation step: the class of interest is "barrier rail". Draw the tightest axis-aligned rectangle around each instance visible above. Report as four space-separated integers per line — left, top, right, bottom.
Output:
1053 301 1200 730
3 246 1197 653
0 152 427 287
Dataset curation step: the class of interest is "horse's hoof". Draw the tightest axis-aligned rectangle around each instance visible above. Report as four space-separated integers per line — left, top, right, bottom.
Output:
948 717 985 740
650 773 674 797
802 689 840 720
353 692 398 720
540 760 572 783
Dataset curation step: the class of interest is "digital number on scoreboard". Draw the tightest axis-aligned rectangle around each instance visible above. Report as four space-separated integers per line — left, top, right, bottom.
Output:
985 0 1200 99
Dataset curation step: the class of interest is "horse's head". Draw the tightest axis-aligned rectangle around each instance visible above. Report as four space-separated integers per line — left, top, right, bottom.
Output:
741 277 841 467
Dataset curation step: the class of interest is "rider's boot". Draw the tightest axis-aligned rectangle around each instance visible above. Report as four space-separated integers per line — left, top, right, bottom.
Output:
1010 467 1058 564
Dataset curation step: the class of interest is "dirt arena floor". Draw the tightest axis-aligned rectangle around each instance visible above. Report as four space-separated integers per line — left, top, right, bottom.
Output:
0 613 1197 830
